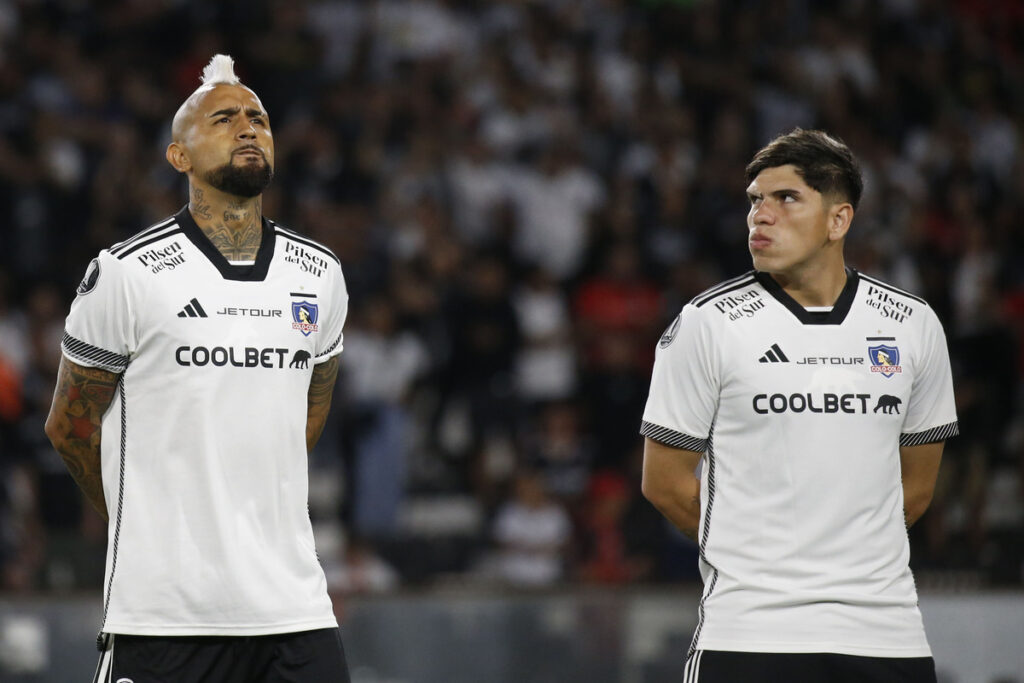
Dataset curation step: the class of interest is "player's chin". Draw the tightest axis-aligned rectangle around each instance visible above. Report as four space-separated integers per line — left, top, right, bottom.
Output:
749 251 776 271
751 253 799 276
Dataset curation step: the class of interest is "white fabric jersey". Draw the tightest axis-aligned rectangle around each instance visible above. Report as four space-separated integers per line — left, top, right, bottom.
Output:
62 207 348 636
641 269 958 658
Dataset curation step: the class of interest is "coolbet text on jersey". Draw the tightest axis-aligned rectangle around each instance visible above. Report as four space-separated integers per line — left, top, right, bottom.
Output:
62 206 347 636
642 269 958 658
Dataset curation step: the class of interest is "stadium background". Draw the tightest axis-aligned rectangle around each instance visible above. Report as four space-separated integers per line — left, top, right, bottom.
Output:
0 0 1021 680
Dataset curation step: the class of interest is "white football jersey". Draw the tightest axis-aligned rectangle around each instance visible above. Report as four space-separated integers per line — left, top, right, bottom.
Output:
62 207 347 636
642 269 958 658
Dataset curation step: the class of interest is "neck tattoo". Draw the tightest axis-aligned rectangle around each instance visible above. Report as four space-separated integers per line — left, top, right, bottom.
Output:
190 188 262 262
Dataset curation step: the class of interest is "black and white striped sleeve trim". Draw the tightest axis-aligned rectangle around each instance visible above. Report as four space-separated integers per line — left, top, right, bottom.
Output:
900 421 959 447
640 421 709 452
316 331 344 361
61 332 129 373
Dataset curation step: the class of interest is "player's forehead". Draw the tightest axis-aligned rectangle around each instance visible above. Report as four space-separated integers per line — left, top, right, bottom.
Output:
746 164 814 195
193 84 267 118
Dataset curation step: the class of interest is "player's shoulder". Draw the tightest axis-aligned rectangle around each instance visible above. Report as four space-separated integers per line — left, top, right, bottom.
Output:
269 218 342 270
856 270 930 308
656 271 761 344
82 213 189 290
72 214 183 298
687 270 761 311
855 269 949 337
105 213 187 263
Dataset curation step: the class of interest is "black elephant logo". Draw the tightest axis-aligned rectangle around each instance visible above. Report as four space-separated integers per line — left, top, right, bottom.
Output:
289 350 311 369
873 395 901 414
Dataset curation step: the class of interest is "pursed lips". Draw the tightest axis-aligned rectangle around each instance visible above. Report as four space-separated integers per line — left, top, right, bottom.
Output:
233 146 265 160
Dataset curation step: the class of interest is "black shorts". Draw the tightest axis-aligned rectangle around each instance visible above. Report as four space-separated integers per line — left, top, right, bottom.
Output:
93 628 350 683
682 649 936 683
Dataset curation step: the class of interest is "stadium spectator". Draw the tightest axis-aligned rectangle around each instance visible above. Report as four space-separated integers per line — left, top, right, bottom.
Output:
488 469 572 587
339 295 429 537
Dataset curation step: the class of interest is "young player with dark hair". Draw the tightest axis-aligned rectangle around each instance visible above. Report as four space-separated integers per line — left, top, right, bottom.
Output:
641 128 957 682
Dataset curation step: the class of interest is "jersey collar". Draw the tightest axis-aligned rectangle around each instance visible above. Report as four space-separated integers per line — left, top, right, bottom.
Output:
754 267 859 325
175 205 276 282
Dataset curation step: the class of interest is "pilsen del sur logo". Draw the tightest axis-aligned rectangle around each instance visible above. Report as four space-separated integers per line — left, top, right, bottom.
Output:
138 240 187 274
867 337 901 378
290 293 319 336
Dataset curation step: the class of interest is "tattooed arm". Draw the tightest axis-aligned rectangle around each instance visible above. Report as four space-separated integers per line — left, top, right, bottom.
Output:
306 356 340 454
44 356 121 522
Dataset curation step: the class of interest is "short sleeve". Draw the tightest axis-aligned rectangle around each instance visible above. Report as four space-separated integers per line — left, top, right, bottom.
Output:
61 253 135 373
900 307 959 446
314 264 349 363
640 304 720 452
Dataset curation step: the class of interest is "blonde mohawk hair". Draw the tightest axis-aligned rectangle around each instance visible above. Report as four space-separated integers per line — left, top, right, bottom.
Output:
170 54 261 141
200 54 241 86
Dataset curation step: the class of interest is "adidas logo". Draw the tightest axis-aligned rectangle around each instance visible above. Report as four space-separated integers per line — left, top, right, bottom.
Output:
758 343 789 363
177 298 208 318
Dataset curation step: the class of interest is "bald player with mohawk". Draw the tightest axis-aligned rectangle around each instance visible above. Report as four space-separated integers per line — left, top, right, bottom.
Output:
46 55 351 682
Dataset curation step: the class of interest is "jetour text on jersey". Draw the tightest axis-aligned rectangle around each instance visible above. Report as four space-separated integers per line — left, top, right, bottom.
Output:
175 345 308 369
752 392 896 414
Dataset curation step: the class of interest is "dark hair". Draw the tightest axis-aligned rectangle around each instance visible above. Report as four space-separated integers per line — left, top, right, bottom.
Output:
745 129 864 209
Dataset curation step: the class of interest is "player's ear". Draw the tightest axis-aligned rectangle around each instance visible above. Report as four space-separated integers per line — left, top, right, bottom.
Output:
166 141 191 174
828 202 853 242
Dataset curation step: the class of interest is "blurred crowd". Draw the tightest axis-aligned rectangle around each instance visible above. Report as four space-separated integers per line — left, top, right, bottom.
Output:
0 0 1022 598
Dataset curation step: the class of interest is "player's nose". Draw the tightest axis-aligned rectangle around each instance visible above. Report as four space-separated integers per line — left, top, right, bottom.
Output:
750 201 775 225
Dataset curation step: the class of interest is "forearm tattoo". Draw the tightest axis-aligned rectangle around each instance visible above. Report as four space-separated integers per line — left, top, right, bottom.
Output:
306 356 339 452
49 360 120 521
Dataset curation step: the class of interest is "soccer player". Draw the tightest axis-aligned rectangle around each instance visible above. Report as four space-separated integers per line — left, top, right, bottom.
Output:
44 55 351 682
641 129 957 683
